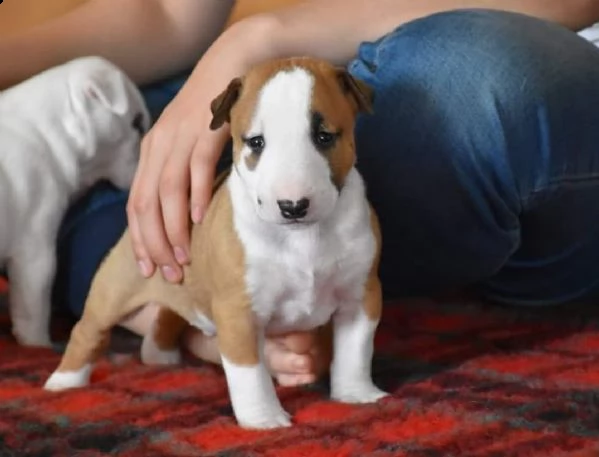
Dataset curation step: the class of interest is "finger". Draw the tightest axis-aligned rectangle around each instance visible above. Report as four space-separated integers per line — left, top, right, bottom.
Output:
127 203 155 277
133 130 182 282
189 130 226 224
127 138 155 277
158 133 195 265
264 339 313 375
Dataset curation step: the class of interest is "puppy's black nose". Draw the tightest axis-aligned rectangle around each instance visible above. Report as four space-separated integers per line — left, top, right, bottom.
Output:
277 198 310 219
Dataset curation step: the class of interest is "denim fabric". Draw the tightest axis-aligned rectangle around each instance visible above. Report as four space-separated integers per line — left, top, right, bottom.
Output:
348 9 599 304
53 9 599 316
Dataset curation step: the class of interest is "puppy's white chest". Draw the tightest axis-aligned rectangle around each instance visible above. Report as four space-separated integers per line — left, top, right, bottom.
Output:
252 238 336 332
242 223 372 334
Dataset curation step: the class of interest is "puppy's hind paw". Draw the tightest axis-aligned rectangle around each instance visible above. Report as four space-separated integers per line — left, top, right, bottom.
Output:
43 365 91 391
332 382 389 404
141 334 182 366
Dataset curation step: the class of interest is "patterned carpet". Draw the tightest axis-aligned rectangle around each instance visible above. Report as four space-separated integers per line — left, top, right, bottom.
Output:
2 277 599 456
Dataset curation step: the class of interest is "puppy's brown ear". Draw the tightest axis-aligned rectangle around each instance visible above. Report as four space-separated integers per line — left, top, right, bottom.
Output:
209 77 242 130
335 68 374 114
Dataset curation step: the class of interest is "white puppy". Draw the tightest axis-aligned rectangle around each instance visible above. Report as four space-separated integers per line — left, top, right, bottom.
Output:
0 56 150 347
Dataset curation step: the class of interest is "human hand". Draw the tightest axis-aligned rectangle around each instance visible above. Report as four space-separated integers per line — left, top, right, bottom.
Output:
127 20 270 282
127 81 228 282
265 325 333 386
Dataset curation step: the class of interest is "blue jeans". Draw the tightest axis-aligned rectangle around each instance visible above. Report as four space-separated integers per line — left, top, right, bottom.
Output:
53 9 599 317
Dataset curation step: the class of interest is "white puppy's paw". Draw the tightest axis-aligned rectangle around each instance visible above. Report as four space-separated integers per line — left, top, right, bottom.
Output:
13 329 52 348
140 334 182 366
43 365 92 391
236 406 292 430
17 336 53 348
331 382 389 404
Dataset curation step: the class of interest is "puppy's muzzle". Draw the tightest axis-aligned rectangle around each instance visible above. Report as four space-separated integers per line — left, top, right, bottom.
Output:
277 198 310 220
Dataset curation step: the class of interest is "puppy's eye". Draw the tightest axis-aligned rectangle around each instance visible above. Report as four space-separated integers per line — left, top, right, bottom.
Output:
315 130 335 147
244 135 265 154
310 112 338 151
132 112 145 137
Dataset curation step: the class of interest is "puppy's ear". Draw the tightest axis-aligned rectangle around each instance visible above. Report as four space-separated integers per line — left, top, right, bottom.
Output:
210 77 242 130
70 68 130 116
335 68 374 114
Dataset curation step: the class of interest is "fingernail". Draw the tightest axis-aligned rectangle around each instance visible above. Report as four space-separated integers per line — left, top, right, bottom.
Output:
174 246 189 264
161 265 179 282
138 260 151 277
191 205 203 224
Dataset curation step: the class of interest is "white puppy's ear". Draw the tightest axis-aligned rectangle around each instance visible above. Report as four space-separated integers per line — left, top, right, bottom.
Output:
69 68 130 116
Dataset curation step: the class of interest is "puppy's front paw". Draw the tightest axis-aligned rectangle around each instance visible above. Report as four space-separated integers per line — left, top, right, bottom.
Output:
222 355 292 429
18 336 53 348
43 365 92 391
331 382 389 404
237 405 292 430
13 328 52 348
141 334 182 366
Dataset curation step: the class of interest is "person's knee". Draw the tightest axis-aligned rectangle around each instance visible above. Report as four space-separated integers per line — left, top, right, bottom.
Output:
348 10 566 295
347 9 599 298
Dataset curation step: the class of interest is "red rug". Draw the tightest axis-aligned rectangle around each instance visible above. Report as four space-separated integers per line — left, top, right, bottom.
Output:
1 277 599 456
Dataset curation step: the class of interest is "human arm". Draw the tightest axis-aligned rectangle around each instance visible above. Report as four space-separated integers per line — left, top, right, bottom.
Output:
129 0 599 282
0 0 235 89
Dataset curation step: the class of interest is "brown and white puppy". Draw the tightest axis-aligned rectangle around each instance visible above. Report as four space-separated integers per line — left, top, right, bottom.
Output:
44 57 388 429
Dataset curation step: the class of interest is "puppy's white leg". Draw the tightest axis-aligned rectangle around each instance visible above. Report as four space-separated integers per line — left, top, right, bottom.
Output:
44 364 92 391
221 351 291 429
214 292 291 429
7 243 56 347
330 306 389 403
